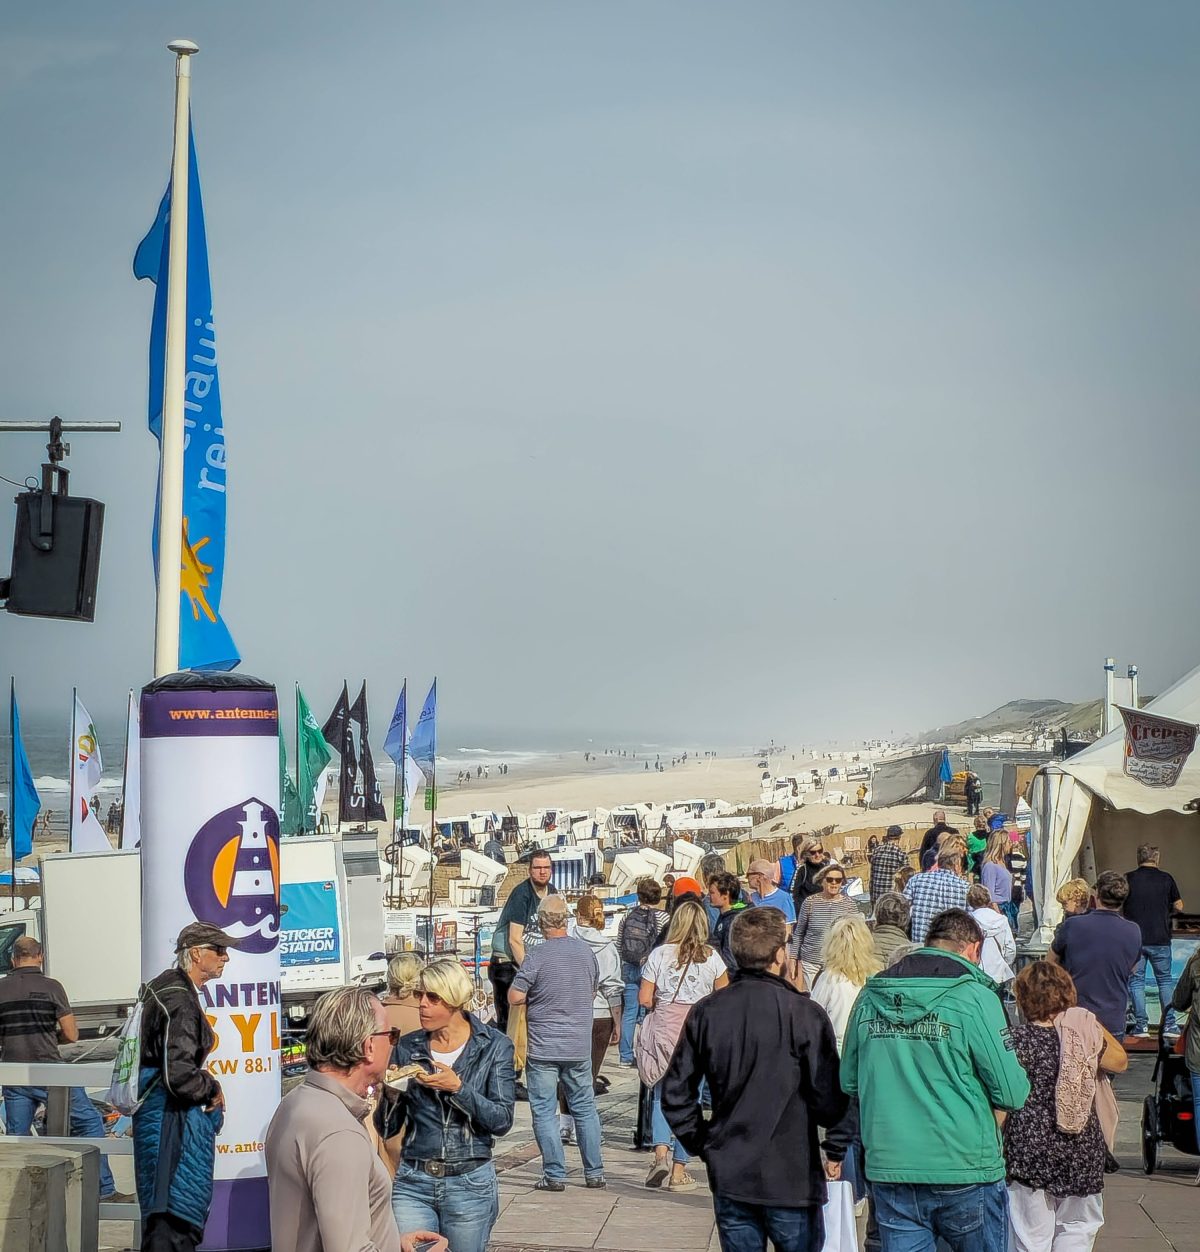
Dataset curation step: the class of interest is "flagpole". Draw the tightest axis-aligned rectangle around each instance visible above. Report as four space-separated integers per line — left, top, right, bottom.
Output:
119 690 131 849
295 684 302 835
9 686 15 911
427 679 436 958
153 38 199 679
68 688 77 855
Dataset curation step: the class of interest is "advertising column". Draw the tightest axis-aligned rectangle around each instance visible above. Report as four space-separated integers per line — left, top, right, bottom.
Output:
141 673 280 1252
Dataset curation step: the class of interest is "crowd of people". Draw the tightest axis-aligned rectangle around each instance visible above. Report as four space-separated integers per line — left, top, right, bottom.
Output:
6 808 1193 1252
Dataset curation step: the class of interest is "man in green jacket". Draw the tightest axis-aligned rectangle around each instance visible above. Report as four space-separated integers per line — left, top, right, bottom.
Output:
841 908 1029 1252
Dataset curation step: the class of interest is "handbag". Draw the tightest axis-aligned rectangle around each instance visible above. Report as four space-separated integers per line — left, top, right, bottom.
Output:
821 1179 859 1252
635 959 693 1088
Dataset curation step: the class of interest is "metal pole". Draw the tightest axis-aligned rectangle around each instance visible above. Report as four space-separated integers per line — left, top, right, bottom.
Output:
153 39 199 679
427 682 437 956
295 684 302 835
0 421 123 434
68 688 77 855
119 690 132 849
9 679 15 910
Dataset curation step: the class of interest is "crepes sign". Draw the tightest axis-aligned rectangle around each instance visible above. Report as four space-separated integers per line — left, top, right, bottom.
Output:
1119 706 1199 788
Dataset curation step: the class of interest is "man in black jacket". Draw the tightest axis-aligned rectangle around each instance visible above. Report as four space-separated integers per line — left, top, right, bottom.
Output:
661 907 847 1252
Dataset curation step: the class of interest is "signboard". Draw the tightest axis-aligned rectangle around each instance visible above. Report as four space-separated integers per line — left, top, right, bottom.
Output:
141 678 280 1251
1119 706 1199 789
280 880 341 968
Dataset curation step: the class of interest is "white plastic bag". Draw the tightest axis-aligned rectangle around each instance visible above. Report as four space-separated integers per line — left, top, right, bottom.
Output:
821 1179 859 1252
105 999 145 1115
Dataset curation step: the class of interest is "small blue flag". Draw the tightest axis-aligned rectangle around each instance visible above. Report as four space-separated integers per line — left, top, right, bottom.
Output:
9 682 41 861
383 683 408 771
409 680 437 809
134 119 239 671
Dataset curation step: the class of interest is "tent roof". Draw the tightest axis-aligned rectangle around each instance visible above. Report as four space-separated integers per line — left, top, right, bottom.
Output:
1050 663 1200 815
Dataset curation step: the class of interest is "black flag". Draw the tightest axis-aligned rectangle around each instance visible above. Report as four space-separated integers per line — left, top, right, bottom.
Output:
322 682 357 825
349 681 387 823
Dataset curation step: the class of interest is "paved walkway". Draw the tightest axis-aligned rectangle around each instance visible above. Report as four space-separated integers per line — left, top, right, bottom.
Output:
98 1052 1199 1251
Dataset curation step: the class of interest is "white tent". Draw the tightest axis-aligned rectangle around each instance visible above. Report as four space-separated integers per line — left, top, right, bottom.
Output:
1029 663 1200 941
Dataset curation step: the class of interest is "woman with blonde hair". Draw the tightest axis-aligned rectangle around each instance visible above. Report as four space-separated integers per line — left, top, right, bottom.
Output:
981 831 1017 930
790 836 831 913
378 958 515 1252
638 899 728 1192
1056 878 1091 918
382 952 424 1035
812 915 882 1051
789 863 859 987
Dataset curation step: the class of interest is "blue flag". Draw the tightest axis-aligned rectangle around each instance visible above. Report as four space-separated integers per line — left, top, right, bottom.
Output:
408 680 437 810
9 682 41 861
383 683 408 771
134 120 239 671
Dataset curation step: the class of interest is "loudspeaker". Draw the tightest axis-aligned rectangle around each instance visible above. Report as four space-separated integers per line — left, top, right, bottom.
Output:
6 490 104 621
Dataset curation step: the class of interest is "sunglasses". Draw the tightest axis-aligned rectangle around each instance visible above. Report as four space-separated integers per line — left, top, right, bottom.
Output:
202 945 229 956
808 850 825 857
416 990 445 1006
370 1027 403 1046
824 877 845 885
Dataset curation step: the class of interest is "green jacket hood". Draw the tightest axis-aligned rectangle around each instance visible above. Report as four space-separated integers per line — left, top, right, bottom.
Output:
859 950 998 1026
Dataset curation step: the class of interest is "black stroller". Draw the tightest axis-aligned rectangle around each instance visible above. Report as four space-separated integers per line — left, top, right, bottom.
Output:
1141 1020 1199 1173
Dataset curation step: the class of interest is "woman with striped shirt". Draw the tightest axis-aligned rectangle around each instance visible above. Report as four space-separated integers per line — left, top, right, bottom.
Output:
787 864 859 988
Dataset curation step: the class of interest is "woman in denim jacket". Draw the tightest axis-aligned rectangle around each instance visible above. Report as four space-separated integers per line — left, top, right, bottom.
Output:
377 959 515 1252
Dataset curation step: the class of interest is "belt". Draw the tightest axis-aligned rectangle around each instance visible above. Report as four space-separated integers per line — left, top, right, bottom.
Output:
405 1158 486 1178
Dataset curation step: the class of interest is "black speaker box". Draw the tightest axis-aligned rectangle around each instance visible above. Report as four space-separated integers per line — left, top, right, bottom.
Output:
7 491 104 621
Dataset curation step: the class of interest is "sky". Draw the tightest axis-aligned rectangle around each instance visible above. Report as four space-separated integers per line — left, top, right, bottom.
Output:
1 2 1198 747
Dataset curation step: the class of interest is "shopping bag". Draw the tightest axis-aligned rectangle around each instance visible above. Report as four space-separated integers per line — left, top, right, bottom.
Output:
105 999 145 1115
821 1179 859 1252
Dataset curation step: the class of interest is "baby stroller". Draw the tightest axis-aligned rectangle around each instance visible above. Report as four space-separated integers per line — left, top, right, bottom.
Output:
1141 1020 1199 1174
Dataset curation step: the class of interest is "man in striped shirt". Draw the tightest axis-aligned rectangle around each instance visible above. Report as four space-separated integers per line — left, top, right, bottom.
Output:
903 851 970 945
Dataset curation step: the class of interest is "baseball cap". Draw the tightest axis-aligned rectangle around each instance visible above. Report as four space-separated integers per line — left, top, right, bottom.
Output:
672 876 703 898
747 859 775 878
175 921 244 953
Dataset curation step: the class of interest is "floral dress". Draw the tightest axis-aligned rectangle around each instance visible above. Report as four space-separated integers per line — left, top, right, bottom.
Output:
1002 1024 1105 1197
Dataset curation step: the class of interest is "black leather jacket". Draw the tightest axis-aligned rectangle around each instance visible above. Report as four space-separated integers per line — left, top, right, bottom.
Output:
375 1013 515 1164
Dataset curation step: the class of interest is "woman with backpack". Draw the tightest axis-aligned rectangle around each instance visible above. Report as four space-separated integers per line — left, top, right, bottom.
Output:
616 879 669 1066
636 900 729 1193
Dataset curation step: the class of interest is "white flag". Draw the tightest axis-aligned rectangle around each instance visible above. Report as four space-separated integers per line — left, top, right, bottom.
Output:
71 695 112 853
120 690 141 850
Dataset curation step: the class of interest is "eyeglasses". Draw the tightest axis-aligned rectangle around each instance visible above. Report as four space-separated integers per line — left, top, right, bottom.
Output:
416 990 445 1006
370 1027 403 1046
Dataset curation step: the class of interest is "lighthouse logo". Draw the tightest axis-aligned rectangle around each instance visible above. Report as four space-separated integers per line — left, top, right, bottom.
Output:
184 798 281 953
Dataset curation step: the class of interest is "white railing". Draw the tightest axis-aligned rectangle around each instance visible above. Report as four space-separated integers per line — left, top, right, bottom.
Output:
0 1059 140 1229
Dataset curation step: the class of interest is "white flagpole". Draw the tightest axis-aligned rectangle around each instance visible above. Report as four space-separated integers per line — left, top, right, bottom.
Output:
68 688 78 853
153 38 199 678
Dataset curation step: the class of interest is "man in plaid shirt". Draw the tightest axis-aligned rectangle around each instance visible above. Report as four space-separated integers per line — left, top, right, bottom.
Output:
869 825 910 910
903 850 970 944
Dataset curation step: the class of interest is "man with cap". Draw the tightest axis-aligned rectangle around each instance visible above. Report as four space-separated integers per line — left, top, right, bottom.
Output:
134 921 243 1252
868 827 910 912
508 895 607 1191
0 936 129 1202
747 860 796 924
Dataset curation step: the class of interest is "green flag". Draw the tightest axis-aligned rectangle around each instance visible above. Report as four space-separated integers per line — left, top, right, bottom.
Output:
279 730 303 836
297 684 333 834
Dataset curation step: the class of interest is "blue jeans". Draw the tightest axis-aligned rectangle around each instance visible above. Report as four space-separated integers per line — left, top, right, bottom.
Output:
1128 944 1177 1034
650 1082 688 1164
619 961 645 1062
526 1059 604 1181
391 1159 498 1252
2 1085 116 1196
712 1193 824 1252
872 1180 1007 1252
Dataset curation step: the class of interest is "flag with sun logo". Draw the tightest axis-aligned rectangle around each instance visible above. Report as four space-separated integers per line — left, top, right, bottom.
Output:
134 118 239 671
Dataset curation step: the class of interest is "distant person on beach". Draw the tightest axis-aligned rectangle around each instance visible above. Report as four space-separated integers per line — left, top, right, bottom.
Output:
964 771 982 816
0 937 124 1201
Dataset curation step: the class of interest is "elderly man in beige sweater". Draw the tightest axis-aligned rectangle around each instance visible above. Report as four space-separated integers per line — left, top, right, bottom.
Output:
265 986 447 1252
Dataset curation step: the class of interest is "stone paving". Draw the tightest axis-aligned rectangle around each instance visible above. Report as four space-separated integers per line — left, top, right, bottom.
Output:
97 1052 1200 1250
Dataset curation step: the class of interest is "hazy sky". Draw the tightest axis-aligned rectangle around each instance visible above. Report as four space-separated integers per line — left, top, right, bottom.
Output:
2 3 1198 746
